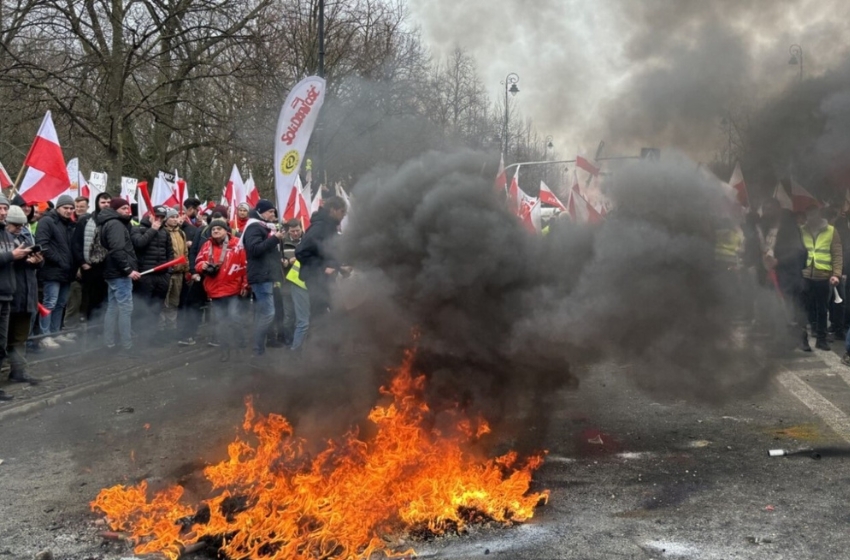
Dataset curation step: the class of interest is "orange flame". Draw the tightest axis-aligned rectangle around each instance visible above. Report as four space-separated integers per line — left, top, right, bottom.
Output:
91 350 548 559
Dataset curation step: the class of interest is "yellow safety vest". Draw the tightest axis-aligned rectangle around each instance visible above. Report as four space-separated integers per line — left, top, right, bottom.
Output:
286 259 307 289
714 228 742 264
801 225 835 271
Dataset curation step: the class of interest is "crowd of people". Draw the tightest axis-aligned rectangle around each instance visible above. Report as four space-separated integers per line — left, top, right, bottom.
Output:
720 200 850 358
0 191 349 401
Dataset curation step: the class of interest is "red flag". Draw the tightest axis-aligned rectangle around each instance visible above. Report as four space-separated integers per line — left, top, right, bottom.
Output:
139 255 189 276
19 111 70 203
494 154 507 194
508 166 522 215
0 162 12 189
576 155 600 177
728 162 749 208
245 173 259 207
137 181 153 217
790 178 821 213
539 181 567 211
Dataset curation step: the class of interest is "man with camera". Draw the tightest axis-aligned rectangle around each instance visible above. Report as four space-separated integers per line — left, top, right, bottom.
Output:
243 199 284 359
195 219 247 361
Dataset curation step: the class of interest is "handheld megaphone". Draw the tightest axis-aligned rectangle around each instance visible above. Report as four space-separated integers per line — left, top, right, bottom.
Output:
835 286 843 305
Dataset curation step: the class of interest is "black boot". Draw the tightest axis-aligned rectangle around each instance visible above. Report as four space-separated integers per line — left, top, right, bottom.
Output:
801 334 812 352
816 339 831 351
0 390 13 401
8 374 40 386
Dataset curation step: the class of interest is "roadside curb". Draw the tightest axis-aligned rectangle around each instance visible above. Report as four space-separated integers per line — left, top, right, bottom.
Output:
0 347 212 424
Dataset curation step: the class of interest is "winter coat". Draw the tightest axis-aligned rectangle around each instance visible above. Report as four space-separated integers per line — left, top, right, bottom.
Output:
181 220 198 245
196 236 248 299
774 210 807 293
11 229 40 314
0 224 18 301
97 208 138 280
35 210 76 283
189 224 213 274
243 214 283 285
295 207 340 282
131 217 174 275
165 225 189 273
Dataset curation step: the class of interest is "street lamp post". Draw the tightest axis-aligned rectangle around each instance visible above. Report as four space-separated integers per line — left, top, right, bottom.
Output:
788 44 803 82
501 73 519 156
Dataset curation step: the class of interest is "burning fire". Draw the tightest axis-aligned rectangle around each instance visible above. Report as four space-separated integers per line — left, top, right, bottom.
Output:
92 350 548 559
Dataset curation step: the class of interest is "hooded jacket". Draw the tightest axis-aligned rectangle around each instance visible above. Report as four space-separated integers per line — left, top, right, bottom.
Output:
131 216 174 274
196 235 248 298
0 223 17 301
295 207 340 282
242 211 282 285
71 192 111 266
35 209 77 283
97 207 138 279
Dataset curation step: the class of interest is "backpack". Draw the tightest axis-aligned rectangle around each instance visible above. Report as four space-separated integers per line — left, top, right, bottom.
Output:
88 224 109 264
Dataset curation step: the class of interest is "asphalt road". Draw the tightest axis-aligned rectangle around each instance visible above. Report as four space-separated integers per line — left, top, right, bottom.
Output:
1 341 850 560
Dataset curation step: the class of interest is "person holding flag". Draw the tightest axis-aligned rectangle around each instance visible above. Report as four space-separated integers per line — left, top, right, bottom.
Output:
97 198 141 355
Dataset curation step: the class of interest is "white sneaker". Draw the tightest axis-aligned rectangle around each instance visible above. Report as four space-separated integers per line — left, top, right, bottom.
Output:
53 335 75 344
60 332 77 340
41 337 61 349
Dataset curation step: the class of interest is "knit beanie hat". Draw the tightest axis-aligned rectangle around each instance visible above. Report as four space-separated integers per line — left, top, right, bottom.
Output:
56 194 75 208
110 198 130 211
6 205 27 225
209 218 229 231
255 199 275 215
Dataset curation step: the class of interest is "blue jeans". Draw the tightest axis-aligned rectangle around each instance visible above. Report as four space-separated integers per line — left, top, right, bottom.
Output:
251 282 275 355
211 296 242 348
291 284 310 350
40 281 70 334
105 277 134 349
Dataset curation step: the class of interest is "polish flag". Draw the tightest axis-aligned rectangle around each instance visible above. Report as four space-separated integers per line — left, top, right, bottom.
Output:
19 111 70 204
222 164 245 219
152 172 179 208
519 193 541 233
539 181 567 211
790 178 821 213
245 173 259 207
575 189 604 224
508 165 522 215
311 183 323 214
576 154 600 177
0 162 12 189
494 153 507 194
284 174 311 230
567 169 581 221
773 183 793 211
728 162 749 208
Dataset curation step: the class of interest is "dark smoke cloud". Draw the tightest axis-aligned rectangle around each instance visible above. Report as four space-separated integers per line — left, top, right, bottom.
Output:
410 0 850 159
293 151 781 448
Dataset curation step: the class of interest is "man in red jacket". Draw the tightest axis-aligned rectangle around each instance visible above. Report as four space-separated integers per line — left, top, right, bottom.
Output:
195 219 248 361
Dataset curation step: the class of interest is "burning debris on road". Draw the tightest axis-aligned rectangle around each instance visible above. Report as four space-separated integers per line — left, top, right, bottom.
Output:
91 348 548 559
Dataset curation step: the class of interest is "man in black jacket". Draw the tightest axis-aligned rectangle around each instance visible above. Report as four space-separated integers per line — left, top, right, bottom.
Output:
97 198 140 353
0 195 34 400
243 199 284 357
70 192 111 321
35 194 77 341
131 206 173 335
296 196 347 319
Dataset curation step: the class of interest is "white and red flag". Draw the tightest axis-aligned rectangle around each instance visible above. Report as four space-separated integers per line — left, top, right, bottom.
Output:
576 154 600 177
507 165 522 215
19 111 70 203
274 76 326 220
790 178 821 213
152 171 179 208
0 162 12 189
518 193 541 233
538 180 567 211
494 154 507 194
728 162 749 208
284 174 312 230
245 173 259 207
310 183 323 214
773 182 793 210
336 183 351 232
222 164 245 206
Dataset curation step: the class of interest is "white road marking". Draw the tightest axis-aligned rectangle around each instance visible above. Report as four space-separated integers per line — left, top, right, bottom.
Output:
777 369 850 443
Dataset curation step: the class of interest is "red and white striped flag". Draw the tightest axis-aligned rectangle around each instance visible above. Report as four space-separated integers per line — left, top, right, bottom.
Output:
284 174 312 230
19 111 70 204
538 181 567 211
519 193 541 233
576 154 600 177
508 165 522 215
0 162 13 189
790 178 820 213
773 182 793 210
245 173 259 207
728 162 749 208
